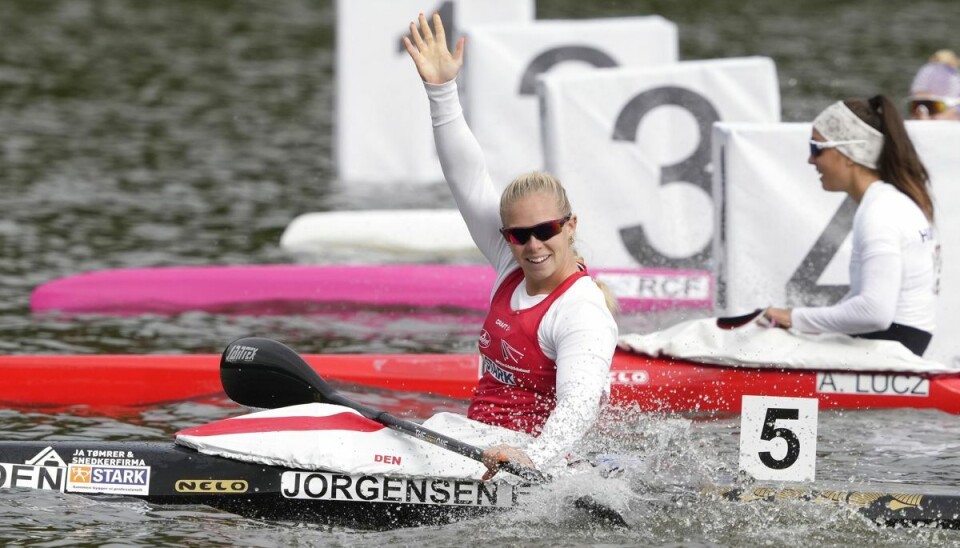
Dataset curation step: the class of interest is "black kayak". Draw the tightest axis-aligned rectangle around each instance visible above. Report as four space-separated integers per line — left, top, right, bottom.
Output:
3 440 960 530
703 484 960 529
0 440 529 529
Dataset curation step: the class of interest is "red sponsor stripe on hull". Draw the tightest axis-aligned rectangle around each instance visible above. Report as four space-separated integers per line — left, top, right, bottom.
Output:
178 412 384 437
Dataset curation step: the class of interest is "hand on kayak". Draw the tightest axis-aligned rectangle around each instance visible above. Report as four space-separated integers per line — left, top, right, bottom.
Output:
402 12 464 85
762 307 793 329
481 444 535 481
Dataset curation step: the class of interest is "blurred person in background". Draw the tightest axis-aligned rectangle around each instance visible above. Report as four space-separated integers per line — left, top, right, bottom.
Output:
907 49 960 121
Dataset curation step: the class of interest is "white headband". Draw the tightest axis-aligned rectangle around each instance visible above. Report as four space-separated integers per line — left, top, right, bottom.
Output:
812 101 884 169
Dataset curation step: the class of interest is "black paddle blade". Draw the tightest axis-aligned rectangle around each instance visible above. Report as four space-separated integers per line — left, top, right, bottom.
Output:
220 337 334 409
573 495 629 528
716 309 763 330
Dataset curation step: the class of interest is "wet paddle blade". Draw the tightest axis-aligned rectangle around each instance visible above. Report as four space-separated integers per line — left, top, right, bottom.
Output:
716 309 763 330
573 496 629 528
220 336 330 409
220 337 384 417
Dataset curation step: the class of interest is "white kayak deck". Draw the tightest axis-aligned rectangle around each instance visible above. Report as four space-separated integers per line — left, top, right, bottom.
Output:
619 316 954 374
177 404 535 480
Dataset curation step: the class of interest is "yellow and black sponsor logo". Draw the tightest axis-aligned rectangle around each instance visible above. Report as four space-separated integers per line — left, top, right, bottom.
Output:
175 479 249 493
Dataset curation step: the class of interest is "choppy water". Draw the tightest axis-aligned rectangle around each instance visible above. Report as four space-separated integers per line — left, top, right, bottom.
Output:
2 0 960 545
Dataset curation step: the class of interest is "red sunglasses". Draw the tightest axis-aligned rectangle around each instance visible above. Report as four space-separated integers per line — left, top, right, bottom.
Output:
499 214 572 245
907 96 960 117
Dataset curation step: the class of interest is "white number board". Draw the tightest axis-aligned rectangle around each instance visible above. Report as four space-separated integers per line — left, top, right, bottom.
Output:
336 0 533 184
739 395 818 482
464 16 677 187
540 57 779 269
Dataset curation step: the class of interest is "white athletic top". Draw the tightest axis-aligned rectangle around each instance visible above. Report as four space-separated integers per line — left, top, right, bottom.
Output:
425 79 619 469
793 181 938 334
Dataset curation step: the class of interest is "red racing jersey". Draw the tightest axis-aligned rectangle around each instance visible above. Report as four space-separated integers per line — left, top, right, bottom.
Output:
467 267 588 434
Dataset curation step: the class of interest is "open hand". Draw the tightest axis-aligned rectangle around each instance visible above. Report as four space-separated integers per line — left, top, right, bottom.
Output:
402 12 465 85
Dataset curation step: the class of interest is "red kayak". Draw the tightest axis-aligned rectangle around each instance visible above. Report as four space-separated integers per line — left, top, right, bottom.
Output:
5 351 960 414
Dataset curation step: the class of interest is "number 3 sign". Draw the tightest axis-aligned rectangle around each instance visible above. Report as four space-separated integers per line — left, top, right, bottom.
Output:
739 396 818 482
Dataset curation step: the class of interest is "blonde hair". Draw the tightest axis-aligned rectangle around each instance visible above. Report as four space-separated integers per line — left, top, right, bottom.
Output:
499 171 571 221
500 171 620 315
929 49 959 69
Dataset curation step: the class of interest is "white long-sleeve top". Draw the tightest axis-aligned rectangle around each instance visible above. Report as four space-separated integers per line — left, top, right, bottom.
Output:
424 79 618 469
792 181 938 334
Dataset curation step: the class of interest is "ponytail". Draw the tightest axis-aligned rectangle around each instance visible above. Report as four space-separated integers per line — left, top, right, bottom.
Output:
846 96 935 221
573 255 620 315
594 279 621 316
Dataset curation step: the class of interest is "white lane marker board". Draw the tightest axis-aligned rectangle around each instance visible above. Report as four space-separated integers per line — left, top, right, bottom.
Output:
739 395 818 482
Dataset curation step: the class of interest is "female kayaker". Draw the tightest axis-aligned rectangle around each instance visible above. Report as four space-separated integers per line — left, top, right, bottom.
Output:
763 96 938 356
403 13 618 479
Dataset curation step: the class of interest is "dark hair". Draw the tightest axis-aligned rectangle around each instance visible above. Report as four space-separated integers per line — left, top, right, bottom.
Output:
844 95 934 221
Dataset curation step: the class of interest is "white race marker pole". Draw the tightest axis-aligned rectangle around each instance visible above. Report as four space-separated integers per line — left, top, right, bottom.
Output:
739 396 818 482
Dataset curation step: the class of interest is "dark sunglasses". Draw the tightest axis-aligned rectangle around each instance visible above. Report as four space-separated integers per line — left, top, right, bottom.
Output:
907 96 960 117
499 214 572 245
808 139 866 158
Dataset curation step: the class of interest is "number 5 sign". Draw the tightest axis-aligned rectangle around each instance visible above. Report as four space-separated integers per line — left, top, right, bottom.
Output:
739 396 818 482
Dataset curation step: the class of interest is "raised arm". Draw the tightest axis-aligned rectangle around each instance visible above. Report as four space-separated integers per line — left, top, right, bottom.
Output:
402 12 464 85
403 14 511 271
